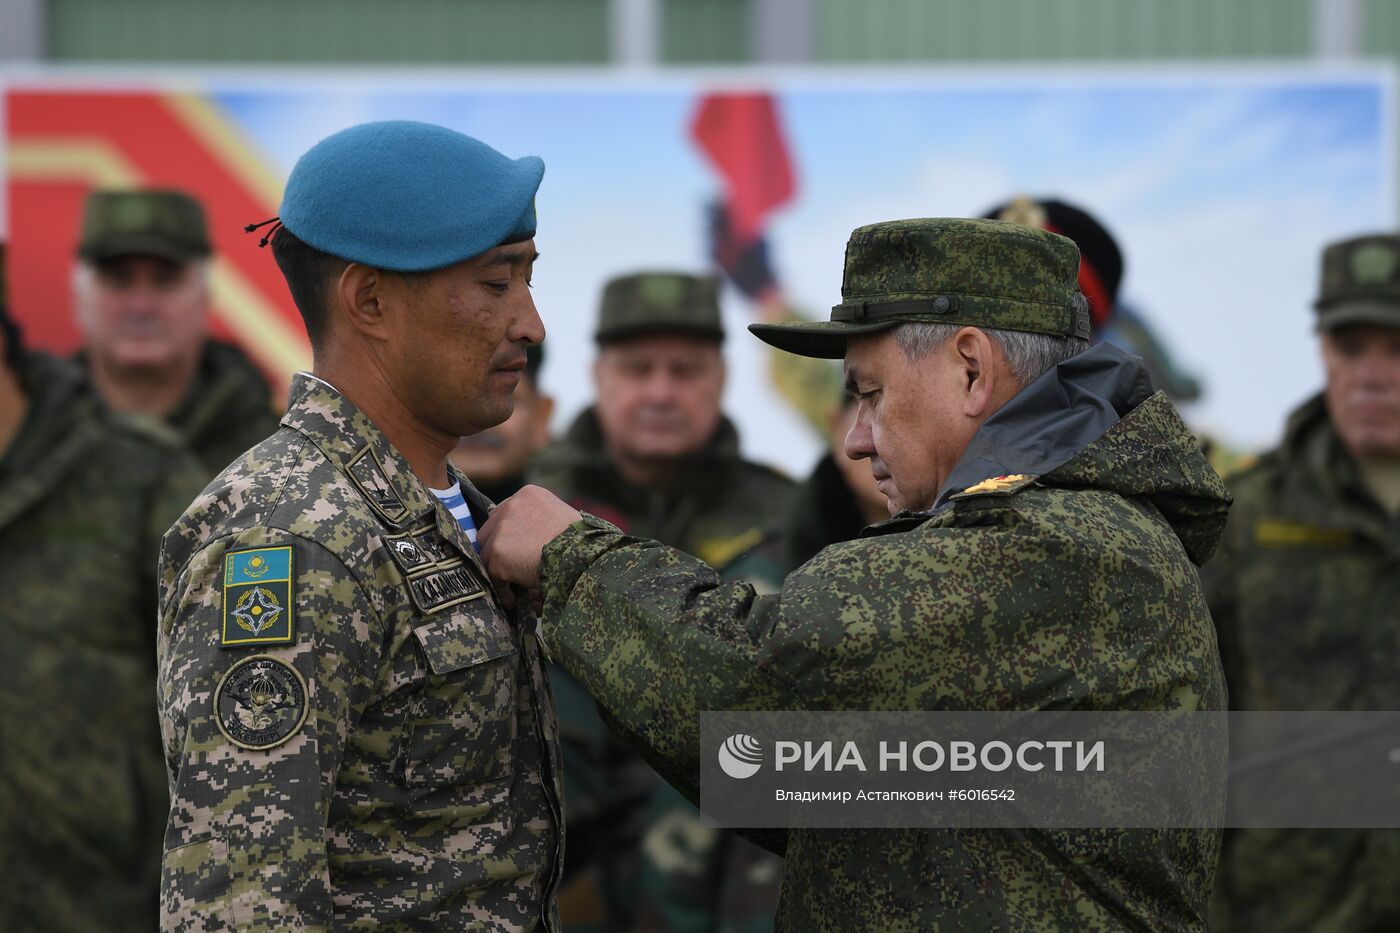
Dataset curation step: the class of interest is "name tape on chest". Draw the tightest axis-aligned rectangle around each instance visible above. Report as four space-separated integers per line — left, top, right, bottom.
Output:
221 546 295 649
1253 519 1356 550
408 562 485 613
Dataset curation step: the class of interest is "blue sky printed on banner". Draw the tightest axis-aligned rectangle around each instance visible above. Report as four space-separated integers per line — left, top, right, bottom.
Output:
211 73 1394 472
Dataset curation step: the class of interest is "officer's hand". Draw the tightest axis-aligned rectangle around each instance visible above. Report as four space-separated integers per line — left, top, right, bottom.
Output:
479 485 582 589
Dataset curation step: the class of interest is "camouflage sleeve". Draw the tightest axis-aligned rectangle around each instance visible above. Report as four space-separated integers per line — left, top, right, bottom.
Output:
157 527 387 930
539 517 795 811
538 513 1018 795
540 509 1127 777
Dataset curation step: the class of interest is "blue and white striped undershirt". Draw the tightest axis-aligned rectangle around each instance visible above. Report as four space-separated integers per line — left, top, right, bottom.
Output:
429 482 480 551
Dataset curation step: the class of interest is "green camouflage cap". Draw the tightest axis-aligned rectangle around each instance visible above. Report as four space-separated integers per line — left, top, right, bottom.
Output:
1314 232 1400 332
595 271 724 344
749 218 1087 359
77 189 212 263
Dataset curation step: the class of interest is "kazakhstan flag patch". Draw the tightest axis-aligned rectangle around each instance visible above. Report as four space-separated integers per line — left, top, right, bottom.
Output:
221 547 295 649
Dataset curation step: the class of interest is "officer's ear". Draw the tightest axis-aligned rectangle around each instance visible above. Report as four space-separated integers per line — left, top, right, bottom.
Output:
333 263 392 343
950 326 1003 419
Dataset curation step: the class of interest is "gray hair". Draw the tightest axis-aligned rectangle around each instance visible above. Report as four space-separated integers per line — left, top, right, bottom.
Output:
892 293 1091 386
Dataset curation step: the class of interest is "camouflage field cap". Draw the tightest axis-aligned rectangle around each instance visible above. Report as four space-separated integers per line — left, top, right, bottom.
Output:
595 271 724 344
749 218 1087 359
77 189 212 263
1314 233 1400 331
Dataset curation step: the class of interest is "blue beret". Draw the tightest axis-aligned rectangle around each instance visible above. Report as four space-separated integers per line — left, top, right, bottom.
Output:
279 120 543 272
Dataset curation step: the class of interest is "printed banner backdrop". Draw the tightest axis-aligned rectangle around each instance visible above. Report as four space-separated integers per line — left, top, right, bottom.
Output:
3 68 1394 474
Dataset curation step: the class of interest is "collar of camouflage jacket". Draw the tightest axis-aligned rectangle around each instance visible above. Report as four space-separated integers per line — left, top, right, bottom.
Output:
167 339 277 444
932 342 1232 564
934 342 1154 510
279 373 493 561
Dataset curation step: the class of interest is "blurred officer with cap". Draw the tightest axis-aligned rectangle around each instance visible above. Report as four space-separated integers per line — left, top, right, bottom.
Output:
0 243 203 931
157 121 561 929
482 217 1230 930
73 188 280 474
1206 233 1400 931
527 271 791 930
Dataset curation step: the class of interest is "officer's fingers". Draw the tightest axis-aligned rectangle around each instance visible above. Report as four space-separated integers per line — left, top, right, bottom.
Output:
478 532 514 583
479 509 502 549
480 527 537 590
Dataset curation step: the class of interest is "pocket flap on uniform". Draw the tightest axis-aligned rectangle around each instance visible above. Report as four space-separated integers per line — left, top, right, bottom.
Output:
412 605 517 675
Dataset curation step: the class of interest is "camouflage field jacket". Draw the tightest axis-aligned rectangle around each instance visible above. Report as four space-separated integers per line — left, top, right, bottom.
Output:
157 373 563 930
536 345 1232 932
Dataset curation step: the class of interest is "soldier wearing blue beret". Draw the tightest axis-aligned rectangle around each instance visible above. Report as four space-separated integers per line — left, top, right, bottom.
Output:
156 121 562 929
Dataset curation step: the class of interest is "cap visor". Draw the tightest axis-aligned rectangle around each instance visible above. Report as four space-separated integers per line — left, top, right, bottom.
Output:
747 320 897 359
1317 302 1400 332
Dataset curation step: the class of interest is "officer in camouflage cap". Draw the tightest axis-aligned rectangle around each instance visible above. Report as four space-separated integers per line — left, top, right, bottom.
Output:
1206 232 1400 932
72 188 280 475
157 121 562 929
528 270 791 931
483 217 1230 930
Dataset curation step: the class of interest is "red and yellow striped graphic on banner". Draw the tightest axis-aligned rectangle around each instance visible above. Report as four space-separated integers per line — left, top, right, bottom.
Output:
4 91 310 385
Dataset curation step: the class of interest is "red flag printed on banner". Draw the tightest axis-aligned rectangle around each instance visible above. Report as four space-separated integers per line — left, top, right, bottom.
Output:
690 93 796 245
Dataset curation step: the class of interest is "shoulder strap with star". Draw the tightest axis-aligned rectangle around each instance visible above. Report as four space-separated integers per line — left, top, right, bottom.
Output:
948 473 1039 502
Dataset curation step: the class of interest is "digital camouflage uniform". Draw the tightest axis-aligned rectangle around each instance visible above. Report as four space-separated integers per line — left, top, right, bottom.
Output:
162 339 283 476
1205 396 1400 931
79 338 282 477
157 373 563 929
1204 233 1400 932
530 408 793 932
528 271 792 931
533 220 1230 931
0 352 204 932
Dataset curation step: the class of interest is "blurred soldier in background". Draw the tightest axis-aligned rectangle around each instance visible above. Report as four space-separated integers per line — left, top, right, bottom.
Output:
72 189 281 474
0 243 204 931
450 342 552 503
528 271 789 931
1206 232 1400 932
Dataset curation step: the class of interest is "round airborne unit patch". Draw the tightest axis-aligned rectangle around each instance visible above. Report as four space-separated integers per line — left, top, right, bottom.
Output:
214 655 309 750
